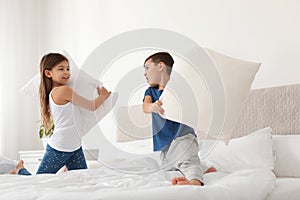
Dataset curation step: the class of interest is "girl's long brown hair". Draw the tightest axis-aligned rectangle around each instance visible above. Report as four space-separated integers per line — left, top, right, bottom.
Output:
39 53 68 131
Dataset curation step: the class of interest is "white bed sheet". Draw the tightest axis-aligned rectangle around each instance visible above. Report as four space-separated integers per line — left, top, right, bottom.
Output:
266 178 300 200
0 158 275 200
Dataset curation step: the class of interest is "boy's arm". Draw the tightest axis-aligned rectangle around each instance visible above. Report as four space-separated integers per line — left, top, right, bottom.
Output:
143 95 164 114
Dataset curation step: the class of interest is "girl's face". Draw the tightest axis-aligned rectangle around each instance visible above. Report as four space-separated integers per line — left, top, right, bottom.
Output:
144 59 162 87
45 60 70 87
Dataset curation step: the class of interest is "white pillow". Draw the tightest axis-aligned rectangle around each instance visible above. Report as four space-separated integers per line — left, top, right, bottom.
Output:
115 105 152 142
97 138 161 166
160 48 261 141
273 135 300 177
21 50 100 98
21 73 40 97
199 127 274 173
0 156 17 174
20 50 118 135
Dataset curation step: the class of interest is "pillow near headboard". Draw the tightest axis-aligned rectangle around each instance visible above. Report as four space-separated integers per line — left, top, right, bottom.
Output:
232 83 300 138
116 48 261 143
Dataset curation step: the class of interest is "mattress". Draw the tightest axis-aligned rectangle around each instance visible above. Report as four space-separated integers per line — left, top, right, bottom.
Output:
266 178 300 200
0 157 275 200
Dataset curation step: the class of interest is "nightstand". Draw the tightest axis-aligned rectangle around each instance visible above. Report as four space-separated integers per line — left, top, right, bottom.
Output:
19 150 44 174
19 149 99 174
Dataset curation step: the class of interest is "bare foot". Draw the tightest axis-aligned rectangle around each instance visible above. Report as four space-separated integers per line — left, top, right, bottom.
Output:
205 166 217 173
171 167 216 186
171 177 203 186
9 160 24 174
56 165 68 174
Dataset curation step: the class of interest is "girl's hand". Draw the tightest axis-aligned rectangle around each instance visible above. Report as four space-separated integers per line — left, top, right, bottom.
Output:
151 100 164 115
97 86 111 101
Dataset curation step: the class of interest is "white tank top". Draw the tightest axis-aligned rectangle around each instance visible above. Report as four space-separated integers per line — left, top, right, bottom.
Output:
48 89 82 152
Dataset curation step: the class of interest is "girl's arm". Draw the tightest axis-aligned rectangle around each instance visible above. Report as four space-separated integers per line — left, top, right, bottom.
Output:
143 95 164 114
51 85 111 111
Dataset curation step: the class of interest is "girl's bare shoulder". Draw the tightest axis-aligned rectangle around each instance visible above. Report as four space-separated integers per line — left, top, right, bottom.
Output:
52 85 72 93
51 86 73 104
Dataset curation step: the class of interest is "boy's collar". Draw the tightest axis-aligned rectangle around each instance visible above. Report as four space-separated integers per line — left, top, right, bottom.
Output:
151 85 164 91
151 85 159 89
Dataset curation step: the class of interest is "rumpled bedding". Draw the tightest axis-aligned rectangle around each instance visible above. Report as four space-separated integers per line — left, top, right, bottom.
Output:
0 157 275 200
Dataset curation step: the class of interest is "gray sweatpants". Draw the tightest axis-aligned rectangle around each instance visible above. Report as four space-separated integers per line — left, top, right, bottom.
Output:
160 133 206 183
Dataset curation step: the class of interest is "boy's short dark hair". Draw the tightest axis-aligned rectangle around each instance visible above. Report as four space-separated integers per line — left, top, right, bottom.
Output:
144 52 174 75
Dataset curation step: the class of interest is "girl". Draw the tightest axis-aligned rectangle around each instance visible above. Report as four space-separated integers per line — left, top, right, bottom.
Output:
11 53 111 175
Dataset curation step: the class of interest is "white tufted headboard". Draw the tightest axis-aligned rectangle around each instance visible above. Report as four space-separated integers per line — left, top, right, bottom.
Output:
232 84 300 138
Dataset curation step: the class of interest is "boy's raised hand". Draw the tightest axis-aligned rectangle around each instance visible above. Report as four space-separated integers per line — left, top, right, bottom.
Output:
151 100 165 115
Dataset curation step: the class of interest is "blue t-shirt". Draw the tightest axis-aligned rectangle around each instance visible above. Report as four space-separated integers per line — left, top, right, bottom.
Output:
144 86 195 151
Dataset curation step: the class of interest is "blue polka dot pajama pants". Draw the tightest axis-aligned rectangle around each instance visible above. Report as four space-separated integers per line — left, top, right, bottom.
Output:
18 144 87 175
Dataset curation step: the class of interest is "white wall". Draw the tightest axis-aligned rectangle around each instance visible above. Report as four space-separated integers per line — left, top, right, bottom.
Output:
39 0 300 88
1 0 300 159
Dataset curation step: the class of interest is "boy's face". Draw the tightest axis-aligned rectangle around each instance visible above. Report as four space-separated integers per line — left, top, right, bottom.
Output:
144 59 162 87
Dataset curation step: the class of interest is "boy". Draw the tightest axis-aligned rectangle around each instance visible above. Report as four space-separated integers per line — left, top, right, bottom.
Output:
142 52 215 186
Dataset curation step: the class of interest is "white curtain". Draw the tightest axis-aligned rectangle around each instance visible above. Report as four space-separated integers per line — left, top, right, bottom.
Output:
0 0 41 159
0 0 4 156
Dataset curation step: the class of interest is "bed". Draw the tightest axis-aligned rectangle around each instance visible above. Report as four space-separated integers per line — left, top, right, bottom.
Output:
1 83 300 200
233 83 300 200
